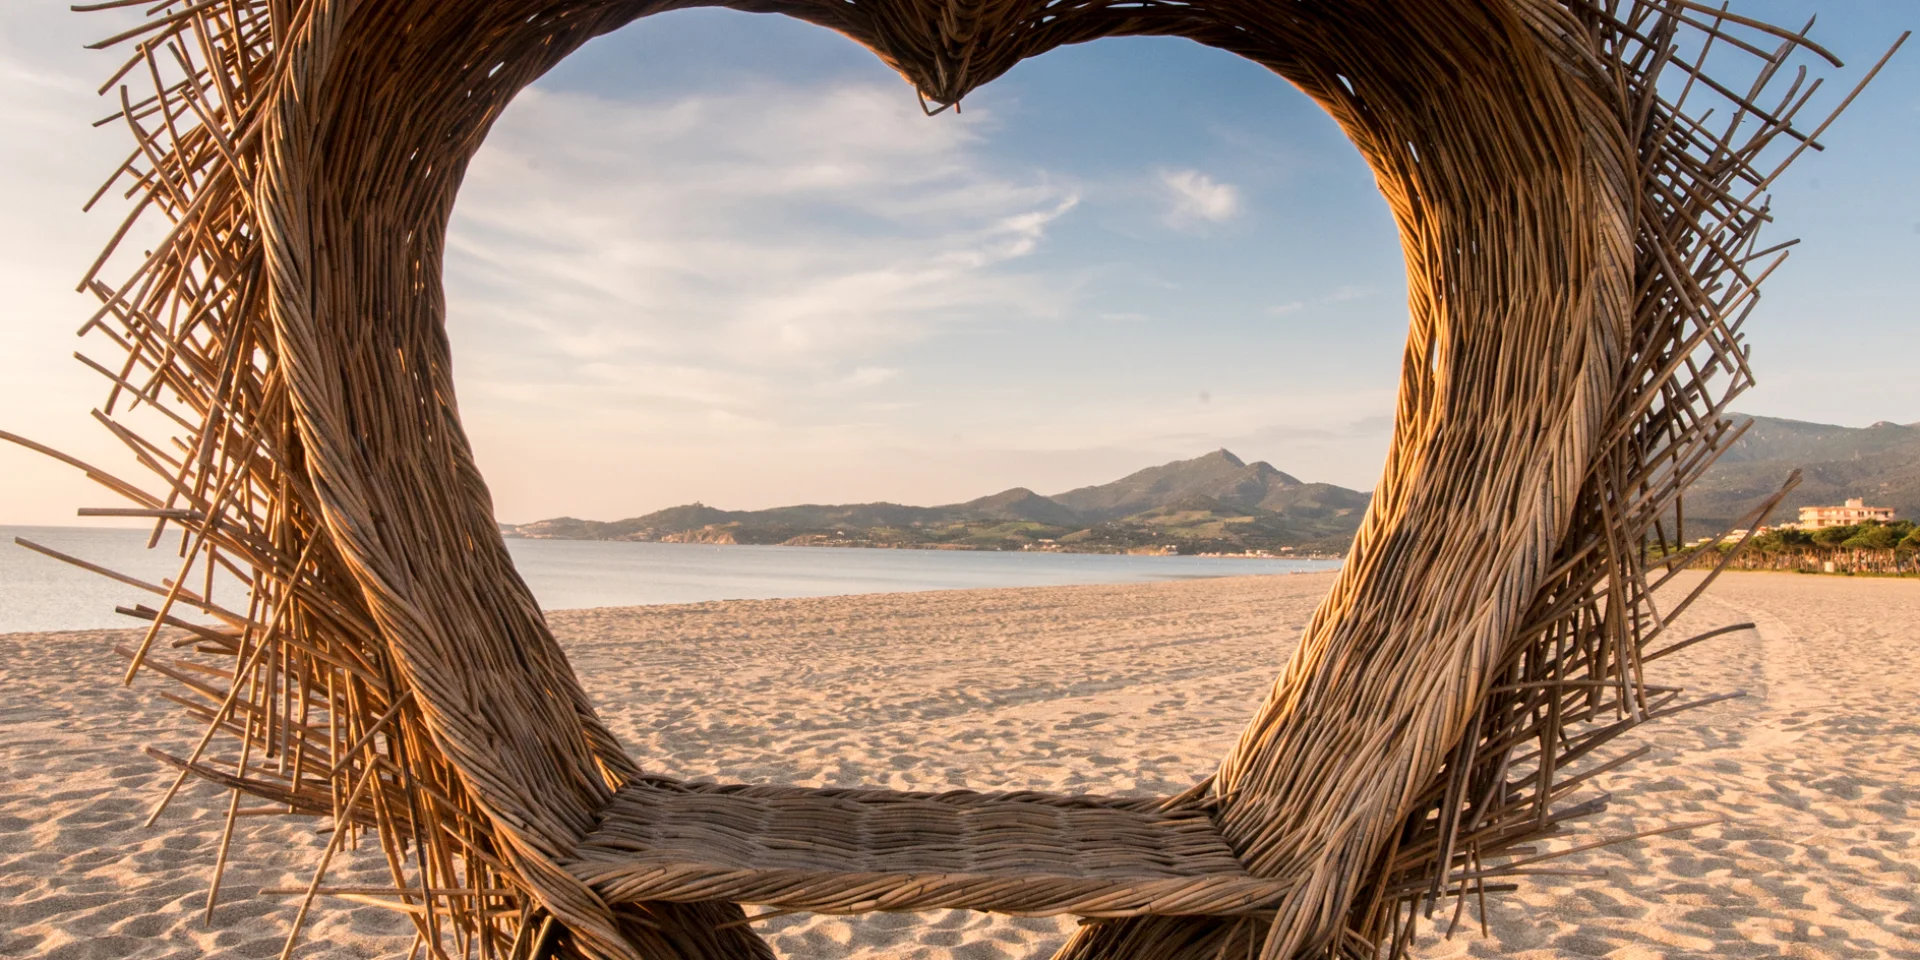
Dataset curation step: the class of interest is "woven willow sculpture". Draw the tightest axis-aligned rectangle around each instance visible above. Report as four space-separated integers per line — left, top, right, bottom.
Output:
11 1 1899 958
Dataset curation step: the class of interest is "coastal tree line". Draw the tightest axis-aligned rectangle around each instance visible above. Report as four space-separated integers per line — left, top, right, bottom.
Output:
1751 519 1920 553
1698 519 1920 576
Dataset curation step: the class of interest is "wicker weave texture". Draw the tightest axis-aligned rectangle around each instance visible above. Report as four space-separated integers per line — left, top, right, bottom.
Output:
569 781 1289 916
13 1 1901 958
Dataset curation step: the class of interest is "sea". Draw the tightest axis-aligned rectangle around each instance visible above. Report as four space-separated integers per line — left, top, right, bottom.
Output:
0 525 1339 634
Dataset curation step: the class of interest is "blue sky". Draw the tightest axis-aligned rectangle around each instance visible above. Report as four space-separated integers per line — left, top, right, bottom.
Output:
1 2 1913 525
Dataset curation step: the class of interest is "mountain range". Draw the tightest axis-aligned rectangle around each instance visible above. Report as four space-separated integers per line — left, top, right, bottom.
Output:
499 449 1372 554
498 414 1917 553
1680 414 1920 535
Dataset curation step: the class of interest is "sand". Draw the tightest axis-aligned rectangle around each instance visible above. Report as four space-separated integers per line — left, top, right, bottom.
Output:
2 570 1916 959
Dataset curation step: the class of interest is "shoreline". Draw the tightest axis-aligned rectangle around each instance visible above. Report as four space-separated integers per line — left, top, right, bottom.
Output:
0 530 1343 635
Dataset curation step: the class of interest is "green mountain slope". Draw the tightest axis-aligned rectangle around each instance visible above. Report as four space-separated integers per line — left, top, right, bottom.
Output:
501 450 1373 553
1683 415 1920 534
952 487 1087 526
498 416 1915 551
1053 449 1326 519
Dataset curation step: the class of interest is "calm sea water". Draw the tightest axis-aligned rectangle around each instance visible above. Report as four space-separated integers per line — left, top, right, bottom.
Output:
0 525 1338 634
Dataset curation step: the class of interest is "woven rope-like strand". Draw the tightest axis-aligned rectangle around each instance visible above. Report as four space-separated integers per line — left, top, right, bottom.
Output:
16 1 1895 958
567 781 1294 917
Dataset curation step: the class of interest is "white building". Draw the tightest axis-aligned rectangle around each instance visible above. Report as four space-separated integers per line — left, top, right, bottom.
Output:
1795 498 1895 529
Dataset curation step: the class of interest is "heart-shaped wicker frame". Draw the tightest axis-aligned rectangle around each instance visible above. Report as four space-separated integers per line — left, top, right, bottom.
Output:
17 2 1892 958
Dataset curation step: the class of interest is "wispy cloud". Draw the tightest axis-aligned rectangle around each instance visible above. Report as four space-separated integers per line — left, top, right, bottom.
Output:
441 80 1099 513
1158 168 1240 226
447 82 1080 399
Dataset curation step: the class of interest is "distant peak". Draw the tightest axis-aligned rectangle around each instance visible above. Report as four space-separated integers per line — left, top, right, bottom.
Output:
1204 448 1245 467
1249 460 1301 485
958 487 1051 509
982 487 1037 500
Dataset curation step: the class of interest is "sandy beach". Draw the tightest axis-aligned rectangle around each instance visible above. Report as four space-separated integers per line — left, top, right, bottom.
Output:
3 570 1916 959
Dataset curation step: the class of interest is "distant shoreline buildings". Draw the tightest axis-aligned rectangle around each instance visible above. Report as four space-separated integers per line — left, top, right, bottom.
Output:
1790 498 1896 530
1692 497 1898 547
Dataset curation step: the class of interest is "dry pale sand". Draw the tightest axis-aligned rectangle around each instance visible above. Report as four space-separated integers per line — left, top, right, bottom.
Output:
2 570 1916 959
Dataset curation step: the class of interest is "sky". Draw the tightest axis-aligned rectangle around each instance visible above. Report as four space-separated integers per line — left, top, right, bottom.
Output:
1 2 1914 526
